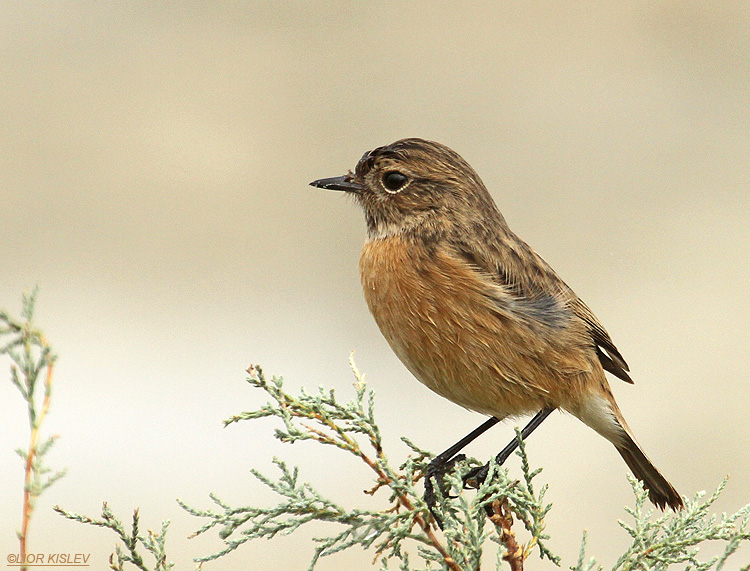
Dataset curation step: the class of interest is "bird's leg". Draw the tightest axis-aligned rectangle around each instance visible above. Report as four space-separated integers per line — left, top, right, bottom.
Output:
463 407 555 489
425 416 500 526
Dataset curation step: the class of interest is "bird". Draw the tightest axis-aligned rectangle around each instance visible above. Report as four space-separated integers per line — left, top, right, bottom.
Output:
310 137 683 513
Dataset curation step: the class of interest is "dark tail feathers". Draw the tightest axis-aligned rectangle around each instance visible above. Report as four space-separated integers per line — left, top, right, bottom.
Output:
616 431 684 510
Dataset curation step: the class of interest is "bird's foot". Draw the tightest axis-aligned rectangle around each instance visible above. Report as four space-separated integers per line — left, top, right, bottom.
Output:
424 453 466 528
462 462 491 489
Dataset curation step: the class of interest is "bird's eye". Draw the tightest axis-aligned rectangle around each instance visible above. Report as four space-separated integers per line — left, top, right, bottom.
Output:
382 171 408 192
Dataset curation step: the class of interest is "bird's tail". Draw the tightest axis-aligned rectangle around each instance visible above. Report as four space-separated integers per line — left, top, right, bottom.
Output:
571 393 684 510
615 430 684 510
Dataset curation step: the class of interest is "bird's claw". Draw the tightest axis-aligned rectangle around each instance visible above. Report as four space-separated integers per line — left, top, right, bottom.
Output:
424 453 467 528
462 462 490 489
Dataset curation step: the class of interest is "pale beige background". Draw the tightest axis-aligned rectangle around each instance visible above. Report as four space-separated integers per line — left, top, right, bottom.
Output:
1 2 749 570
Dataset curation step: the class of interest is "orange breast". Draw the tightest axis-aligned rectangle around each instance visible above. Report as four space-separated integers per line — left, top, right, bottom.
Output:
359 235 593 418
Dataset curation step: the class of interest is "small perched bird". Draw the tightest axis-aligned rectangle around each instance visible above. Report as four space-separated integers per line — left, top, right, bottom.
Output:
310 138 683 511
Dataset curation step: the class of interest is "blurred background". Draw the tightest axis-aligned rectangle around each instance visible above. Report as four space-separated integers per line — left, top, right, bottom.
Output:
1 2 749 569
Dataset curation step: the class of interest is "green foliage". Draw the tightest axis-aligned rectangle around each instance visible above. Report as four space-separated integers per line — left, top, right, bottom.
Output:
2 289 65 555
53 503 174 571
178 361 750 570
574 477 750 571
178 359 558 570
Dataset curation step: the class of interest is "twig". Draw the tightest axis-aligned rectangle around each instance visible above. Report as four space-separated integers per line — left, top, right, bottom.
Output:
487 498 524 571
2 291 62 571
19 340 55 568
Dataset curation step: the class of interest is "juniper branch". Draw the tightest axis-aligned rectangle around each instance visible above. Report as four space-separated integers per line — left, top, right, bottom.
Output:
2 289 65 568
572 477 750 571
53 503 175 571
181 359 556 570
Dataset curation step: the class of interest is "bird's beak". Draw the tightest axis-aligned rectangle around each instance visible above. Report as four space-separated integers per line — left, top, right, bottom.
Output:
309 175 363 193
